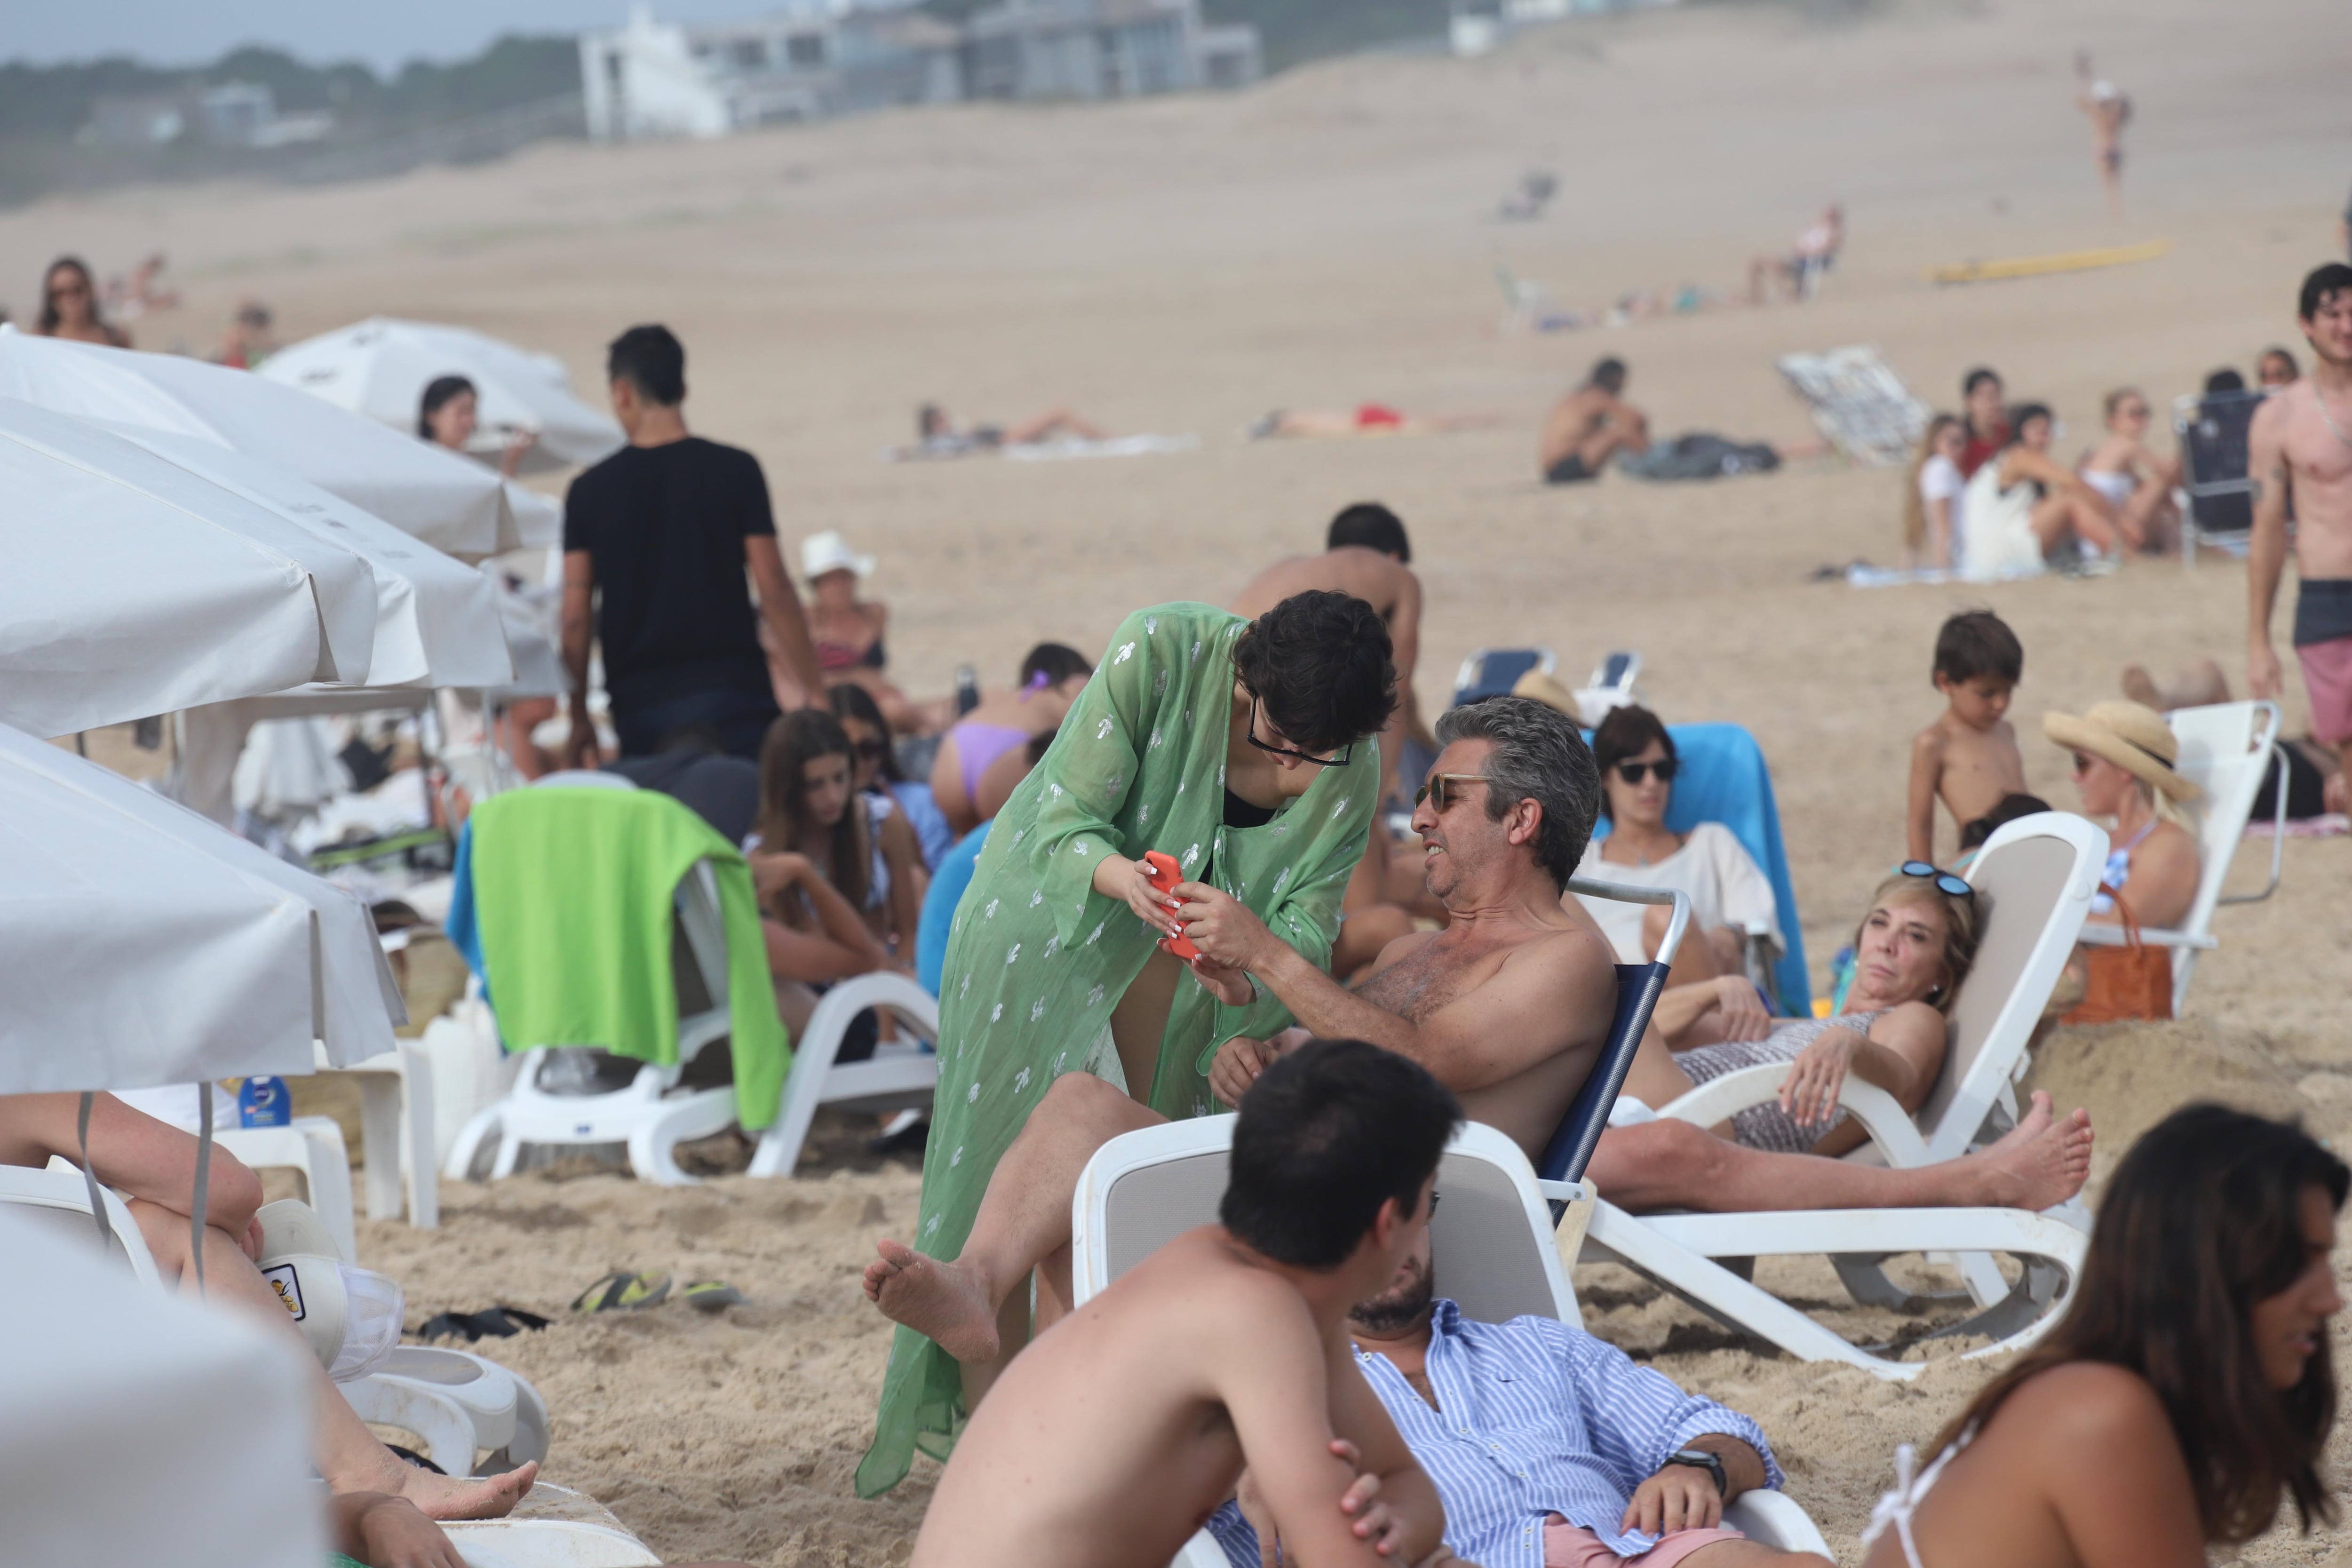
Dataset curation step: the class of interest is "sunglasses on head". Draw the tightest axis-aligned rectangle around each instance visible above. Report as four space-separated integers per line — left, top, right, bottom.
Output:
1413 773 1486 812
1613 758 1677 785
1898 860 1975 901
1245 697 1352 767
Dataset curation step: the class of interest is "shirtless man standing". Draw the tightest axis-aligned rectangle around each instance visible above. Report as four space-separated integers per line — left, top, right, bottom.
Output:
907 1040 1468 1568
2251 263 2352 818
1540 359 1649 485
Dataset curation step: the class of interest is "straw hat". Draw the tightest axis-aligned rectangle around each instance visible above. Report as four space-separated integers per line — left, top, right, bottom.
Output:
800 529 875 581
1510 668 1581 717
2042 700 2201 802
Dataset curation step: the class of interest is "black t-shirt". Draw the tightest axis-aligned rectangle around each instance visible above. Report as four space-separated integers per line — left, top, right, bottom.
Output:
562 436 776 712
610 749 761 846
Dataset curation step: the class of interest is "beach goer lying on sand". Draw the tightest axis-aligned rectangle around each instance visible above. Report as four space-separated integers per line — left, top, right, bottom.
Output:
1960 403 2127 573
0 1092 537 1525
1907 611 2033 863
906 1039 1462 1568
1904 414 1966 570
1250 406 1503 440
1212 1228 1830 1568
1747 203 1844 305
927 640 1093 836
1540 358 1648 484
2079 387 2182 553
863 698 1617 1406
1860 1104 2344 1568
35 255 131 347
912 401 1108 458
1955 368 2008 479
1573 704 1781 991
2260 345 2301 390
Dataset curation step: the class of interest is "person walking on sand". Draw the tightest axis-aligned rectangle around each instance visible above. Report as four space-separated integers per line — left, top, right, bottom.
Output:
1540 359 1649 484
2074 53 2132 219
859 591 1399 1496
2249 263 2352 818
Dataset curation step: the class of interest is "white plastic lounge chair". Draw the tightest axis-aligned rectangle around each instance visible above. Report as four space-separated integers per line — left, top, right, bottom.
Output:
1073 1117 1833 1562
746 971 939 1178
440 1519 660 1567
2075 700 2283 1015
214 1115 360 1261
316 1035 441 1229
1575 812 2105 1378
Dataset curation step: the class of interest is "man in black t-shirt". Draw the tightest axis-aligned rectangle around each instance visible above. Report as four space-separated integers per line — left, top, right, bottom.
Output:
560 325 824 763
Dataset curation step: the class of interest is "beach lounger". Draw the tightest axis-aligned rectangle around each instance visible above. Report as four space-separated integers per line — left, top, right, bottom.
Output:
745 971 939 1178
1450 646 1555 706
1071 1114 1833 1562
2075 700 2284 1015
1574 812 2104 1379
1774 346 1928 468
315 1034 441 1230
2171 387 2264 567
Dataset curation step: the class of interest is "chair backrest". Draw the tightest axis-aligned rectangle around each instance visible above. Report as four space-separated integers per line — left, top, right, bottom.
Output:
1074 1117 1573 1324
1451 647 1554 707
532 770 636 790
2166 700 2278 939
1918 812 2104 1157
2172 389 2264 535
0 1164 162 1286
1538 963 1666 1185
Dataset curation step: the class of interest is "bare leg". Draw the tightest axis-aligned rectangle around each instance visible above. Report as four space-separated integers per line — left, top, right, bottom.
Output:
1109 948 1181 1101
1685 1542 1834 1568
1004 408 1109 444
1584 1090 2092 1213
863 1073 1162 1366
127 1200 536 1518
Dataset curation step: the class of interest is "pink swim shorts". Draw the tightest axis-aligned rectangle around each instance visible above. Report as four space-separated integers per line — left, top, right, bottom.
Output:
2299 637 2352 746
1543 1519 1746 1567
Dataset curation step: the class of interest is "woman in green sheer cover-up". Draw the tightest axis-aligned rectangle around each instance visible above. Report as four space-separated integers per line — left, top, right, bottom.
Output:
856 595 1397 1496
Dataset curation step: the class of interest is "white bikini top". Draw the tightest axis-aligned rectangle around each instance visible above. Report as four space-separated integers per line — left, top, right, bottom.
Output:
1860 1433 1971 1568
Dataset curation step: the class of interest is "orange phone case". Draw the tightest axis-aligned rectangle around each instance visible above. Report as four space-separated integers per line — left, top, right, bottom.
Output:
1142 851 1200 960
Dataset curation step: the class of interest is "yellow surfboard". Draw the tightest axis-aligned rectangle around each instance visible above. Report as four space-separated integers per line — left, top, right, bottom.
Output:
1929 239 2171 286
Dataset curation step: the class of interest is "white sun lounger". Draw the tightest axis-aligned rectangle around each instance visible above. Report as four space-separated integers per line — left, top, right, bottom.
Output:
1072 1117 1834 1563
1577 812 2105 1378
746 971 939 1179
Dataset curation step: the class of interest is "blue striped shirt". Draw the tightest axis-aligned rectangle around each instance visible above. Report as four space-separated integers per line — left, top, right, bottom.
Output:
1207 1299 1782 1568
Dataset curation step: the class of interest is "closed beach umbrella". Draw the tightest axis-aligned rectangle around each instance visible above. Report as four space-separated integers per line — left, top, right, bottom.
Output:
0 722 400 1094
0 324 525 560
261 316 625 472
0 398 379 739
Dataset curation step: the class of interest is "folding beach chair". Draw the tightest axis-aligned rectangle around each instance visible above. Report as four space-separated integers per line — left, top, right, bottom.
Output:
2076 700 2285 1015
2172 387 2265 567
1072 1116 1833 1563
1775 346 1928 468
1574 812 2104 1378
1451 645 1555 707
746 971 938 1178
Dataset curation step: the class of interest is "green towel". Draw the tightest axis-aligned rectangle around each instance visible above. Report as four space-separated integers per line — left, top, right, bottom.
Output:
467 787 789 1130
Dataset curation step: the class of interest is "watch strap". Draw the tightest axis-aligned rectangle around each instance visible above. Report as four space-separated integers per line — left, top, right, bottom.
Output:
1662 1448 1728 1497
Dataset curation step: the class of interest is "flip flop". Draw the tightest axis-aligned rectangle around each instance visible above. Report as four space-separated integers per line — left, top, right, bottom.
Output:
681 1280 746 1313
417 1305 552 1341
571 1271 671 1313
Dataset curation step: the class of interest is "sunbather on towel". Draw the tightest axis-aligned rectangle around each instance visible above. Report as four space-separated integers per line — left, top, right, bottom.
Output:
1210 1227 1829 1568
911 401 1109 457
1250 406 1504 440
0 1092 537 1523
906 1039 1463 1568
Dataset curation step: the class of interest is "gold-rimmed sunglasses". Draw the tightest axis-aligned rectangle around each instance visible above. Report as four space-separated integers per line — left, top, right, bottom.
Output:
1413 773 1487 812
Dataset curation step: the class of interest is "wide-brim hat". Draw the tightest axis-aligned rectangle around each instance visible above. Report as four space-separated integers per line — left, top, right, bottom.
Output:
800 529 875 581
2043 700 2201 802
1510 669 1581 717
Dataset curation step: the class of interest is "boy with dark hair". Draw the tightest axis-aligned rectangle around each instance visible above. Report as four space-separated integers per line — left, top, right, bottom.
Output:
559 324 825 763
1907 610 2033 861
1327 501 1411 563
906 1039 1467 1568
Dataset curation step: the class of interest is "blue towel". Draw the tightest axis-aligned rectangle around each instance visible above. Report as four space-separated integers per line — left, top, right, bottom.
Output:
446 819 486 996
915 823 989 996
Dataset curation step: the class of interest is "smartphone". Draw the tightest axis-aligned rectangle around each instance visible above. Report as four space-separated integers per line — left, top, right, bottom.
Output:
1142 851 1200 960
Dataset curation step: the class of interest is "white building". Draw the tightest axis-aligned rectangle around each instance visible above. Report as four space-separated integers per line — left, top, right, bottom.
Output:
962 0 1261 100
1448 0 1678 59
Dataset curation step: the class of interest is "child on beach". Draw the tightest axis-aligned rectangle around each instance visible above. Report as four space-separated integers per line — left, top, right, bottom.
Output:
1907 611 2034 862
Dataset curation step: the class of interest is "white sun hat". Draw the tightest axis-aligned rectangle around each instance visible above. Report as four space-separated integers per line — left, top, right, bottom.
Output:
801 529 876 581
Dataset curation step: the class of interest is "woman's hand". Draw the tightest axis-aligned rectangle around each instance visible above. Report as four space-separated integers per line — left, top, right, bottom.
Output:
1708 975 1772 1043
1778 1026 1863 1127
1208 1035 1279 1107
336 1494 467 1568
749 851 814 899
1188 954 1255 1009
1093 855 1183 939
1174 882 1277 972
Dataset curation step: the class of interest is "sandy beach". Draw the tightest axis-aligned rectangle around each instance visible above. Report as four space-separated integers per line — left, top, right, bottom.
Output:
12 0 2352 1558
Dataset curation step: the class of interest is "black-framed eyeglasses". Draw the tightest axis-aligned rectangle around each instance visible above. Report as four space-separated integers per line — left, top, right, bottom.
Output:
1413 773 1486 813
1613 758 1678 786
1246 698 1353 767
1899 860 1975 901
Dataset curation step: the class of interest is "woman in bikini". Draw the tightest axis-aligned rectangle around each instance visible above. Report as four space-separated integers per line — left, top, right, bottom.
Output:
1862 1102 2344 1568
803 531 943 736
34 255 131 347
2043 700 2201 1019
928 642 1094 835
2078 388 2181 554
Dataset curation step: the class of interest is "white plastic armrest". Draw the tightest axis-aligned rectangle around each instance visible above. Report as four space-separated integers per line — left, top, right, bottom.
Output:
2075 924 2218 950
1657 1066 1933 1167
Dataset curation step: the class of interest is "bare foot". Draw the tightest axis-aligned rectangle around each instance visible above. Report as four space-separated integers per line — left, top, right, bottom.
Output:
1967 1092 2093 1210
2119 663 2160 709
398 1459 538 1520
864 1238 1001 1363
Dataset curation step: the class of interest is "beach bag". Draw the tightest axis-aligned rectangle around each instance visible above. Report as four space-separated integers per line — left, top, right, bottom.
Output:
2063 884 2172 1025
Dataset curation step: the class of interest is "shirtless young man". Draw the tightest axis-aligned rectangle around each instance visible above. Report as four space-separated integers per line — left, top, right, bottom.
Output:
2249 263 2352 818
907 1040 1469 1568
1540 359 1650 485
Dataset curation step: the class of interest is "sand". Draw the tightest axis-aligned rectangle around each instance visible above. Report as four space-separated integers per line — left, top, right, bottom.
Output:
13 0 2352 1558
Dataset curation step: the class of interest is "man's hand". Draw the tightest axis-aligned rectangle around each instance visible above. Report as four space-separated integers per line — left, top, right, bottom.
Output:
1209 1035 1279 1108
561 701 602 769
1621 1464 1723 1536
1709 976 1772 1043
1174 882 1278 971
1189 953 1255 1009
1330 1438 1408 1557
2249 640 2284 701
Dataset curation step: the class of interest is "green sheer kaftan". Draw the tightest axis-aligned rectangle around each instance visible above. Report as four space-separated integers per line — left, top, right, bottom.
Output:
855 603 1376 1495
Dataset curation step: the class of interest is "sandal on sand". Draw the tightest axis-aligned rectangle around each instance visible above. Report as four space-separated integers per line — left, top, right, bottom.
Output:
681 1280 746 1313
571 1271 671 1313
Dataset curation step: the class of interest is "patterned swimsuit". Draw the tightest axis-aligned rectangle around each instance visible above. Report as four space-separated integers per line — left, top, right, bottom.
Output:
1674 1011 1883 1154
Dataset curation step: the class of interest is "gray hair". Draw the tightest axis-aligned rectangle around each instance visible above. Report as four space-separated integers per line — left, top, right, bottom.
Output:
1432 696 1600 890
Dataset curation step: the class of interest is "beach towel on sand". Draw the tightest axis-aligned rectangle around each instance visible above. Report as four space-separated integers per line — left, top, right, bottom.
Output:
446 787 789 1130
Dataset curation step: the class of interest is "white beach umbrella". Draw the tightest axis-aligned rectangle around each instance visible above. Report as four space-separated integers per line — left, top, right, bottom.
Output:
261 316 625 472
0 324 524 560
0 398 380 739
0 723 400 1094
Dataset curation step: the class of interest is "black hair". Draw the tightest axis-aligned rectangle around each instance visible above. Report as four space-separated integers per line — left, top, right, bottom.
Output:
1018 642 1093 688
2003 402 2053 446
653 722 727 756
2260 346 2302 381
37 255 103 335
1933 609 2024 686
1025 724 1060 768
418 374 477 440
753 709 867 911
1958 791 2051 850
1232 591 1398 756
1432 695 1601 889
1327 502 1411 563
2297 263 2352 322
826 682 902 783
2206 367 2249 395
607 324 686 406
917 403 947 438
1220 1039 1462 1271
1590 704 1676 819
1963 366 2003 398
1589 357 1627 393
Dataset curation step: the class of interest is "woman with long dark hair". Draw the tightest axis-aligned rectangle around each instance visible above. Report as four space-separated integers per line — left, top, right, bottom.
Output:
418 374 539 478
1863 1103 2344 1566
829 680 954 871
35 256 129 347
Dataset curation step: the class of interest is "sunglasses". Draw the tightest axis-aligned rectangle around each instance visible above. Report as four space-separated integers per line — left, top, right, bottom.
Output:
1613 758 1677 785
1413 773 1486 812
1898 860 1975 901
852 738 888 761
1245 697 1352 767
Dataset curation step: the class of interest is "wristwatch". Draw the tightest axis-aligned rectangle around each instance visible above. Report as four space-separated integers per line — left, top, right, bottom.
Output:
1662 1448 1728 1497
